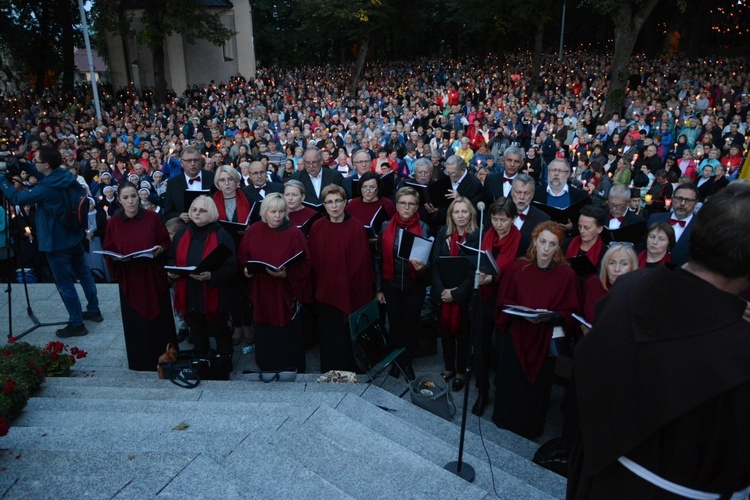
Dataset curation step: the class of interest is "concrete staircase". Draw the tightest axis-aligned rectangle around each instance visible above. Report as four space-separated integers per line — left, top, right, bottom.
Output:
0 284 566 499
0 371 565 499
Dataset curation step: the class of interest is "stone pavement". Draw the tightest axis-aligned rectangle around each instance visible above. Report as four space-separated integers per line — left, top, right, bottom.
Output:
0 283 566 498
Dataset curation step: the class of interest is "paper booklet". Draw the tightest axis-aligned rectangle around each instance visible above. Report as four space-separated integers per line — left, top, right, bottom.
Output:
94 246 161 259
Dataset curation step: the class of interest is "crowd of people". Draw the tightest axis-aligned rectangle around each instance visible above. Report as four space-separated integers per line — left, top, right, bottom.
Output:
0 50 749 497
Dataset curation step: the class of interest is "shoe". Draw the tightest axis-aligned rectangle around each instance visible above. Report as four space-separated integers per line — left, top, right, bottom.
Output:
82 311 103 322
471 395 488 417
440 371 455 382
243 326 255 345
56 323 88 338
403 365 416 381
176 328 189 343
451 377 465 392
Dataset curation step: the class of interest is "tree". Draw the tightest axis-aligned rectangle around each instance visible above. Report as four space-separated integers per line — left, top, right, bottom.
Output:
93 0 234 104
0 0 82 94
581 0 668 120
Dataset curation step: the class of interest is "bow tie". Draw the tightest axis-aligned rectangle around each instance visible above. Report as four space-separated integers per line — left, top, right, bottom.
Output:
610 215 624 222
669 218 686 227
188 176 201 185
517 213 526 221
502 177 514 184
255 185 265 194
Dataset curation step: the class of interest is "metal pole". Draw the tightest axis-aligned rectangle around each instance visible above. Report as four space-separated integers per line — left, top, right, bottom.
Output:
558 0 566 61
77 0 102 122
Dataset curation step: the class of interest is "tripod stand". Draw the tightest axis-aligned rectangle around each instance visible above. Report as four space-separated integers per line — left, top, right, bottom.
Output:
2 195 67 341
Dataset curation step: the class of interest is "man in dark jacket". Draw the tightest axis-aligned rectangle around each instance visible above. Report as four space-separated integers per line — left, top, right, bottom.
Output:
0 146 101 338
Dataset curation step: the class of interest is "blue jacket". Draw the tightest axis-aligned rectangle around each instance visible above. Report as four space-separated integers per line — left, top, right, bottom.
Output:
0 168 84 252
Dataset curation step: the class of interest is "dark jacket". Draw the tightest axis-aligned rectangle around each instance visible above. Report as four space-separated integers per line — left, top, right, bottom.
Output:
0 167 84 252
430 226 480 303
374 220 431 291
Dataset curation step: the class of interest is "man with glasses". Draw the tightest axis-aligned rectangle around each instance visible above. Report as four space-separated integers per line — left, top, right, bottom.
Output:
291 146 342 205
163 146 216 221
603 185 646 245
342 150 373 199
484 145 524 204
533 158 590 231
444 155 482 208
647 183 699 265
510 174 550 257
0 145 102 338
243 160 284 203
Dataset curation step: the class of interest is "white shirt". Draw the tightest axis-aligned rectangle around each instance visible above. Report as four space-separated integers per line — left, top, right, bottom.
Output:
608 216 622 230
185 173 203 191
671 212 693 241
547 183 570 198
514 206 530 230
502 172 518 198
309 170 323 198
451 170 468 191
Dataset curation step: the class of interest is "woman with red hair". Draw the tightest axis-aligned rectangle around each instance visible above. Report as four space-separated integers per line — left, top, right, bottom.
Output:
493 221 580 439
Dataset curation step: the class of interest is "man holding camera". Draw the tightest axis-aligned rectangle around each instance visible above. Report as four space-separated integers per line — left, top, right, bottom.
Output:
0 145 101 338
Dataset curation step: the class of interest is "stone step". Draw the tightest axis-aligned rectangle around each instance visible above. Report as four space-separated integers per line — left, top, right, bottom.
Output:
335 392 565 498
358 381 541 461
253 404 490 499
0 450 195 498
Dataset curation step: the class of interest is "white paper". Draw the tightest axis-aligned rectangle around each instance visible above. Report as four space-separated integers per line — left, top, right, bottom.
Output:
94 245 160 259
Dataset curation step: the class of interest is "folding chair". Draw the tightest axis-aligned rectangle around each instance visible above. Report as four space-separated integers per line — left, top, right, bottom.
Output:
349 298 408 387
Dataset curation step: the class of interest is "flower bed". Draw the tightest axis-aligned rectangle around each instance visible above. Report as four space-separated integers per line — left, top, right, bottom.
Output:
0 338 87 436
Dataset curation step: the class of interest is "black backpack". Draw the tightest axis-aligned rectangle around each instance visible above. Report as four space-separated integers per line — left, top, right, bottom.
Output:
54 182 89 233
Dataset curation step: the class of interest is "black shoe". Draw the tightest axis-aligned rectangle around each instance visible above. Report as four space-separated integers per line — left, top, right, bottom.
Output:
176 328 189 343
440 371 455 382
403 365 416 381
451 377 465 392
56 323 88 338
82 311 103 322
471 395 488 417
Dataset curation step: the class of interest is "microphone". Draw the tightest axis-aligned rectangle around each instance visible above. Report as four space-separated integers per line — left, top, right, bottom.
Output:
474 201 485 290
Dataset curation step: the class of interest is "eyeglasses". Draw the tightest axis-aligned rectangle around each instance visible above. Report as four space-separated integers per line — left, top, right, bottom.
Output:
249 171 265 177
608 241 634 249
397 201 419 208
324 199 345 206
182 158 201 163
353 160 370 165
549 168 569 174
361 185 377 192
673 196 696 204
608 202 627 210
302 160 319 167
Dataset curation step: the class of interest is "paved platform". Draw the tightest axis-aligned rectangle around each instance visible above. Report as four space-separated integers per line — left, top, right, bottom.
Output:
0 283 566 498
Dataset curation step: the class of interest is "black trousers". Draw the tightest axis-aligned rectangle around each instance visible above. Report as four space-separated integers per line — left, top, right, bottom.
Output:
382 285 426 367
186 310 232 356
317 302 358 373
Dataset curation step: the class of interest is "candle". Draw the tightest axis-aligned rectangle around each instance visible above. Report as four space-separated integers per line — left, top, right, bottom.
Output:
665 198 672 208
24 226 31 236
645 194 653 202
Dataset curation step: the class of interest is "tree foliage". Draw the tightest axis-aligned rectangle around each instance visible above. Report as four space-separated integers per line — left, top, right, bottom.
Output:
92 0 234 103
0 0 82 93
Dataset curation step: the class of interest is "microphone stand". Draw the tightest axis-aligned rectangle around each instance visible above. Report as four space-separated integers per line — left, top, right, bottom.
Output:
444 201 484 482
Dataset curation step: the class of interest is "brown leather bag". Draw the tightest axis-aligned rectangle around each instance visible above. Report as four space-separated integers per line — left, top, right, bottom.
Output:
157 343 178 379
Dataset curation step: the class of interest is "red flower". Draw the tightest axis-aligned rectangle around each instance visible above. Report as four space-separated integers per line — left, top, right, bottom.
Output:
8 337 17 344
50 353 58 361
75 350 87 359
3 379 16 394
2 351 9 357
70 347 79 356
0 418 8 437
46 341 64 353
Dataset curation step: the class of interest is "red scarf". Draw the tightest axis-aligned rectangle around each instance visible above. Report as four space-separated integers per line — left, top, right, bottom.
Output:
381 213 422 282
213 190 251 224
440 231 467 336
479 226 521 300
173 229 220 321
565 235 603 268
637 249 671 268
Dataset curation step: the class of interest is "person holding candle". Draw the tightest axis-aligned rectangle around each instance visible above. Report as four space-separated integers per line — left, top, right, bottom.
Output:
103 181 176 370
